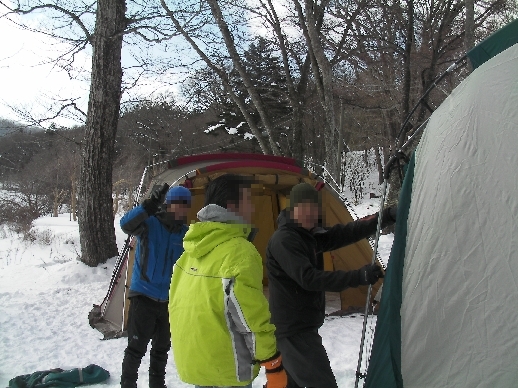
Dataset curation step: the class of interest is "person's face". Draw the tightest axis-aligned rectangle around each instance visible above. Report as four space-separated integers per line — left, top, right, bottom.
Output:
292 201 320 230
228 187 254 224
166 202 190 223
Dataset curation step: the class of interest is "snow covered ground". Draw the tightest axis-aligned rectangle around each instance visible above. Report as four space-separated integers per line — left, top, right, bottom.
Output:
0 188 393 388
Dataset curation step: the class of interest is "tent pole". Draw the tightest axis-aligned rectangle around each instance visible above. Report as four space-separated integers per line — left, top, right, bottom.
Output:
396 55 467 142
120 166 150 331
354 114 430 386
354 178 388 388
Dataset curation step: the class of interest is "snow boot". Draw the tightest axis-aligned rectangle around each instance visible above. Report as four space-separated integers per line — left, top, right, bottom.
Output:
149 349 168 388
121 347 142 388
149 373 166 388
120 379 137 388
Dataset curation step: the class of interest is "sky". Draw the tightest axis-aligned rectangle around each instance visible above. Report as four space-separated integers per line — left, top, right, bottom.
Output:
0 6 91 127
0 4 186 129
0 171 393 388
0 1 295 129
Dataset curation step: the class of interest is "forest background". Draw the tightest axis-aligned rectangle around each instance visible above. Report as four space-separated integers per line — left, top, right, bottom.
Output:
0 0 516 266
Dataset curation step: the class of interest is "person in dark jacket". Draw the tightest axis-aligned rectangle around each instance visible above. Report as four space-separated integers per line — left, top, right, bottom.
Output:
266 183 396 388
120 184 192 388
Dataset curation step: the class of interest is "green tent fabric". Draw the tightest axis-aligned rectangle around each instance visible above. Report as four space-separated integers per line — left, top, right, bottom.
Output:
9 364 110 388
364 28 518 387
467 18 518 69
364 154 415 388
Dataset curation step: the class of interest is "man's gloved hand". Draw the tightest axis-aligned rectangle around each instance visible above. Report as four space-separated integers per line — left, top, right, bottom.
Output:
261 352 287 388
142 183 170 215
388 205 397 221
358 263 384 285
382 205 397 223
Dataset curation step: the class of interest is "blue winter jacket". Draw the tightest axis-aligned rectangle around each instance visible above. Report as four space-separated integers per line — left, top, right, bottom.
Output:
120 205 187 301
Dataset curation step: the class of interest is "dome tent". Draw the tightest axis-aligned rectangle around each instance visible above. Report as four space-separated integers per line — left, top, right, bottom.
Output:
364 20 518 388
90 153 383 339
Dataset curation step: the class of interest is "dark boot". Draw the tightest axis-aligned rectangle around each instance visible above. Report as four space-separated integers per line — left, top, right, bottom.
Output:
149 348 168 388
120 379 137 388
121 346 143 388
149 306 170 388
148 374 166 388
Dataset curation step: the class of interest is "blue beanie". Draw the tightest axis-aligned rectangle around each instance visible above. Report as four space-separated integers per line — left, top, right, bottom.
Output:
164 186 192 204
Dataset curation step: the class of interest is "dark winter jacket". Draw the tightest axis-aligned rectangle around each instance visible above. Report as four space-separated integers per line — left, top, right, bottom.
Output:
120 205 187 301
266 208 395 338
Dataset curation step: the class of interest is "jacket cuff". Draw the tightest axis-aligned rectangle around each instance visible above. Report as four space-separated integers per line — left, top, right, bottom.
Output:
255 350 280 364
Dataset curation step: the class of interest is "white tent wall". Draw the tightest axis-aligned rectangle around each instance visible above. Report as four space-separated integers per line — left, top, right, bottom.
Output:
401 43 518 386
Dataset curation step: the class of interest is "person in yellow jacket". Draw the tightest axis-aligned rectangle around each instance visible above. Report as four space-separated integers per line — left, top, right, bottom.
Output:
169 174 287 388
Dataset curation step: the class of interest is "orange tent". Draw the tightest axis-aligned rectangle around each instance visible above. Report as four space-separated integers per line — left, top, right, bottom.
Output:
90 153 381 338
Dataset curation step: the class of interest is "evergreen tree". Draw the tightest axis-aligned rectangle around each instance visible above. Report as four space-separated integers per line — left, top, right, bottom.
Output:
206 38 292 152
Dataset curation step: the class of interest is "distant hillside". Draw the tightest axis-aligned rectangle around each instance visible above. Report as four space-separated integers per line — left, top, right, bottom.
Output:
0 118 42 136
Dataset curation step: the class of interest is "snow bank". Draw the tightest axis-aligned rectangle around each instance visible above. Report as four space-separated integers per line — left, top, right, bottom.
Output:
0 193 392 387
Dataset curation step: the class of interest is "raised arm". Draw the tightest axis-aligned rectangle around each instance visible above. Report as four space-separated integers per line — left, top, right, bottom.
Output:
269 231 363 292
316 206 397 252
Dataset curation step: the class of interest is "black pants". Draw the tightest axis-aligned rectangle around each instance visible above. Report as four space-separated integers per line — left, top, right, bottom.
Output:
276 329 338 388
121 295 171 388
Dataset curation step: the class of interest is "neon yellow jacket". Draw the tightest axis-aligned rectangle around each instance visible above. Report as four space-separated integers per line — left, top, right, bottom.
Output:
169 205 277 386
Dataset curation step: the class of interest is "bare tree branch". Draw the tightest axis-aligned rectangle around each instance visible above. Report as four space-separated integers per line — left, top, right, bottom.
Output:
160 0 272 155
1 1 94 44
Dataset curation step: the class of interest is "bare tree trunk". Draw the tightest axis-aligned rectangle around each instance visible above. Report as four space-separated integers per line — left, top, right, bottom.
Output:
297 0 340 181
337 102 345 186
340 149 348 190
415 2 463 126
383 0 415 232
400 0 414 147
264 0 309 159
206 0 281 155
160 0 271 155
337 101 344 171
112 179 127 216
374 147 384 185
286 51 311 160
52 188 67 217
70 175 77 222
465 0 475 72
78 0 126 267
113 187 120 216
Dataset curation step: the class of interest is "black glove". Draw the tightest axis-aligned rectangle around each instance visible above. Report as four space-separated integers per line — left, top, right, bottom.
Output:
389 205 397 221
382 205 397 223
358 263 384 285
142 183 170 215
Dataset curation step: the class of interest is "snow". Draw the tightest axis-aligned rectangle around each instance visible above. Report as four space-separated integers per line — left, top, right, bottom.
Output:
0 184 392 388
204 123 225 133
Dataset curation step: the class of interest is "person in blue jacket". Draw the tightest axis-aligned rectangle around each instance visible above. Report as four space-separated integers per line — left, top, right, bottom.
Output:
120 184 191 388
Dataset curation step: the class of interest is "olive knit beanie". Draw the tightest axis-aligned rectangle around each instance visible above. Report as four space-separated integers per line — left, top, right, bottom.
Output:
288 183 319 209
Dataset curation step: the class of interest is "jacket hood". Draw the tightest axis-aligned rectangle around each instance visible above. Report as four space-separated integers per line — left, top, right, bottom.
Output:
277 209 289 227
197 204 248 224
183 204 253 260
